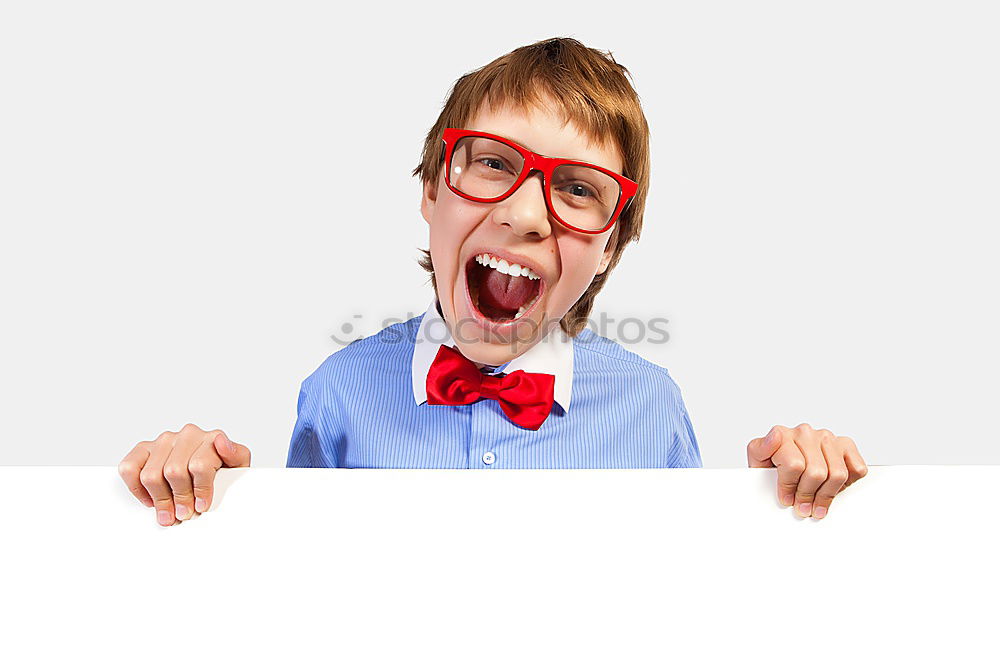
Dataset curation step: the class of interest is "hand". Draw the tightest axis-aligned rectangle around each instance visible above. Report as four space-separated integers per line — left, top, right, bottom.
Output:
747 423 867 519
119 423 252 527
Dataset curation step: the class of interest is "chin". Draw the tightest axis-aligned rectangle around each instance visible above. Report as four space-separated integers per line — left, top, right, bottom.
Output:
450 340 518 367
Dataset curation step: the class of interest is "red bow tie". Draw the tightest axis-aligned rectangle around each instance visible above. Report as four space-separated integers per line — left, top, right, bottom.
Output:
426 345 556 430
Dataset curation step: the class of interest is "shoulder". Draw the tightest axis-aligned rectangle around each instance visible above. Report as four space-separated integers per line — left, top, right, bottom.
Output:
572 327 685 404
301 314 422 395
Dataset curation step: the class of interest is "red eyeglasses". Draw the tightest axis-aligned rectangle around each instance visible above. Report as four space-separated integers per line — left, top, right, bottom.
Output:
440 127 637 234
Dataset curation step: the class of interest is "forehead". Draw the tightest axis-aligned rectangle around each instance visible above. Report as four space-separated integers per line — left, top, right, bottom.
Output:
463 96 624 174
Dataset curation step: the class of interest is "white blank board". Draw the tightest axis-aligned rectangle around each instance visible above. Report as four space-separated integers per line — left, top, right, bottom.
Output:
1 465 996 665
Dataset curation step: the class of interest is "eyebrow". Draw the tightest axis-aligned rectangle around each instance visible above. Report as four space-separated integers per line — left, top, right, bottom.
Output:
493 132 539 154
489 131 614 171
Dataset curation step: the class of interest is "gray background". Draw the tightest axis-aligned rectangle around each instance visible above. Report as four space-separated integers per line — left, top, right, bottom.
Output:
2 0 997 466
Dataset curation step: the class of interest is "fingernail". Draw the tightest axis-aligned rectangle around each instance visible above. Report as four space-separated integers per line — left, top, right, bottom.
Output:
781 494 794 506
813 505 827 519
175 504 189 521
798 502 812 516
157 510 173 526
195 498 207 513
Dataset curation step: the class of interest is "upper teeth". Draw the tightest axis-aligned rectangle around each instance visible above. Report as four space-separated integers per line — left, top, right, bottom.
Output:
475 253 541 280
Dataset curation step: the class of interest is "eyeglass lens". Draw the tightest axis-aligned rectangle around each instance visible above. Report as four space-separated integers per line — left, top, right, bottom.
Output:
448 136 621 231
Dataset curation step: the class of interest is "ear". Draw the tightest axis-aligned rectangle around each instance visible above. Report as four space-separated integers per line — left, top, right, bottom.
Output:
595 227 619 275
420 175 439 226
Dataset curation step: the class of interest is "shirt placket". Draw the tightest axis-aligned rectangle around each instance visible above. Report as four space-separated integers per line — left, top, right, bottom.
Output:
469 370 506 469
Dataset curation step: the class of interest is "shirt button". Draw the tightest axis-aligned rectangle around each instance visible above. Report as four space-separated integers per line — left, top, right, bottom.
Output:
482 451 496 465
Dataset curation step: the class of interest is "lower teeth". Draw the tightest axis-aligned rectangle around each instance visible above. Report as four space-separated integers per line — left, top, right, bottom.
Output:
514 293 540 319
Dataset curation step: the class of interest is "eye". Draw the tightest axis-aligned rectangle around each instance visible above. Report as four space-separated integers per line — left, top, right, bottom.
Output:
561 183 596 199
476 157 510 172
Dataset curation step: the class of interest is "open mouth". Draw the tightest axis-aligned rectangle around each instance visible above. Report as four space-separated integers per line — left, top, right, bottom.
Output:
465 252 544 324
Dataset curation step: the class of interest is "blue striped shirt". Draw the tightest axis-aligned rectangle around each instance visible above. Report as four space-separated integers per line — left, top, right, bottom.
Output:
286 301 702 469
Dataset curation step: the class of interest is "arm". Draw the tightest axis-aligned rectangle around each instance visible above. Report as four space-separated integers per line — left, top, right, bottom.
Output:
659 371 702 468
669 405 703 468
285 377 345 468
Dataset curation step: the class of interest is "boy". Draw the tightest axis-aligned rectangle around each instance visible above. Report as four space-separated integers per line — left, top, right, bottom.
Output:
119 37 868 527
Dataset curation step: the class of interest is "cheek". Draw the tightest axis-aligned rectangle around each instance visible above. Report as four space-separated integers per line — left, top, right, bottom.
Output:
428 197 483 282
543 234 611 317
556 235 608 290
430 198 480 239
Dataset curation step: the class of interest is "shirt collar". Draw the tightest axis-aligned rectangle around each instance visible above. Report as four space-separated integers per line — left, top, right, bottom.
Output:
411 297 574 412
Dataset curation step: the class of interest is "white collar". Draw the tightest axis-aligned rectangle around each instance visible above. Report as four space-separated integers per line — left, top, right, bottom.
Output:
411 297 574 412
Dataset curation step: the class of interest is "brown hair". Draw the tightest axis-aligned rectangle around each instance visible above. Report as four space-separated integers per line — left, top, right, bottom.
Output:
412 36 650 337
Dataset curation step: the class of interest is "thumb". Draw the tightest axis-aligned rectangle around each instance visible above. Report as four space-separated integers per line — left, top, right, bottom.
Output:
747 426 781 467
213 431 252 468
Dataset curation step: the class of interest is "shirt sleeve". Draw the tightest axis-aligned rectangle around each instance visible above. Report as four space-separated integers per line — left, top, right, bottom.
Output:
285 376 343 468
665 376 703 468
670 404 703 468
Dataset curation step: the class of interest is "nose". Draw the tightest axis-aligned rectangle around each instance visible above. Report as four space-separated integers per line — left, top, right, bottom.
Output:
492 170 552 239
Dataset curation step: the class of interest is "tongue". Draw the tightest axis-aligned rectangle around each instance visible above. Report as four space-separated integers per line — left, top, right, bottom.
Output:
479 269 534 313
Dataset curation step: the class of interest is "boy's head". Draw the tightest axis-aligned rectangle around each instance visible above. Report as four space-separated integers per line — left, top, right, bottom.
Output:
413 37 650 367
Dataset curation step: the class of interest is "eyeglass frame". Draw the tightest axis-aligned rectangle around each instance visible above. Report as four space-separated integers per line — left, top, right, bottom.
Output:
439 127 638 235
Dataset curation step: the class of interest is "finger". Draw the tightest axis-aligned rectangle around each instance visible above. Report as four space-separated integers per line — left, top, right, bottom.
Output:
768 427 805 507
788 424 830 518
163 423 215 521
189 433 226 514
119 442 155 507
188 431 251 514
811 435 850 520
747 426 781 468
140 430 179 527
